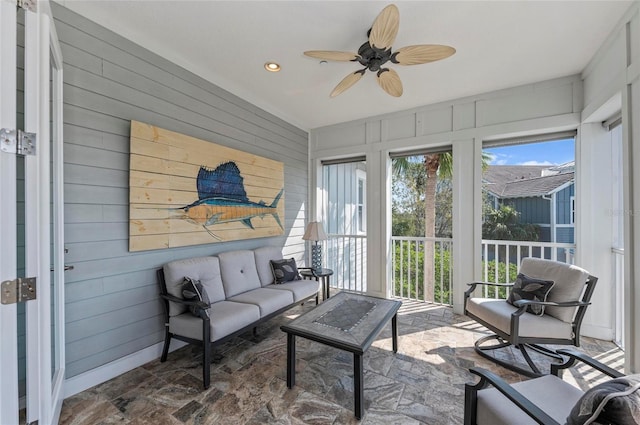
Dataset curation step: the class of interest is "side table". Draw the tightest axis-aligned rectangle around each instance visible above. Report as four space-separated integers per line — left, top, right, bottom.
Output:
300 268 333 301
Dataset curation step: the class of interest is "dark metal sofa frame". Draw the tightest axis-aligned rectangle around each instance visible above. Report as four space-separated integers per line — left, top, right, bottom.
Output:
157 268 319 389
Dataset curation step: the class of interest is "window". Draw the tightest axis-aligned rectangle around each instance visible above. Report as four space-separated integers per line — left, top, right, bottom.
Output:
570 195 575 225
357 172 366 233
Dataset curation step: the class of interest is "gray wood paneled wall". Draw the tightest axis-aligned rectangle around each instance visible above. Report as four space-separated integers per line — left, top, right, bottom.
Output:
51 3 309 378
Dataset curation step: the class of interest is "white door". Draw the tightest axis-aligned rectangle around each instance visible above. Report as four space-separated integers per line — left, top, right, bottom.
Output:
0 1 64 424
0 1 21 423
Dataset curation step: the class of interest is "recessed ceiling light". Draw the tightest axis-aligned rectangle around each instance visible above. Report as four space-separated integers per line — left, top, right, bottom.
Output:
264 62 281 72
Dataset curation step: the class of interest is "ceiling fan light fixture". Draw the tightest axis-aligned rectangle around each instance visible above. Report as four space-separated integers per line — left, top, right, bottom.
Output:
304 3 455 98
264 62 281 72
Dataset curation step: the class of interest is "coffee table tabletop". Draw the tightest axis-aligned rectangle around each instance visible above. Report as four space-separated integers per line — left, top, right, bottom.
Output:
281 291 401 419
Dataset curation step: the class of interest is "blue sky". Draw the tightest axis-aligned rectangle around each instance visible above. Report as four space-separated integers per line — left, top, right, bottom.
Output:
484 138 575 166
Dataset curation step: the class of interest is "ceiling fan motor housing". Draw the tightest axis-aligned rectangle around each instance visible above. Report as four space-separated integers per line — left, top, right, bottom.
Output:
357 41 393 72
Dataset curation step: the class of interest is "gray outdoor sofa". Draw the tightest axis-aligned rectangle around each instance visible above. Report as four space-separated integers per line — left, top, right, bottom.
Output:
157 246 320 389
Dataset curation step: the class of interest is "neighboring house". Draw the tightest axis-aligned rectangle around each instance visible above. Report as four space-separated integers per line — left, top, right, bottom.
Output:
322 161 368 291
483 163 575 243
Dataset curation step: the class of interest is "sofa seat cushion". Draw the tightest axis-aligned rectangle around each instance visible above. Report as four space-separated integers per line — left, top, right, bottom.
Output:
266 279 319 302
466 298 573 340
476 375 584 425
163 256 225 316
228 288 294 317
169 300 260 342
218 250 262 297
254 246 283 286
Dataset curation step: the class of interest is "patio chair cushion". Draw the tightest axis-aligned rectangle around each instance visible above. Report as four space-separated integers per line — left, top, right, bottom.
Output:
163 256 226 316
270 258 302 284
254 246 283 286
182 277 210 318
476 375 584 425
567 374 640 425
506 273 555 315
466 298 573 339
519 258 590 323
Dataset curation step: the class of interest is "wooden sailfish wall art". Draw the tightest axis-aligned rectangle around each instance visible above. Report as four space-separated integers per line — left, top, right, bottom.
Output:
128 121 285 252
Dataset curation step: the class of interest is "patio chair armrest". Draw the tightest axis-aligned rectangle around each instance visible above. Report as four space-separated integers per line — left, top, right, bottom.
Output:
467 368 560 425
552 349 624 378
465 281 514 298
513 299 590 308
468 281 514 288
160 293 210 309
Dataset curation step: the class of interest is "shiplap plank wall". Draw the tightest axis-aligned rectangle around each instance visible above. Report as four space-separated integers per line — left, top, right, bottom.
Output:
51 3 308 378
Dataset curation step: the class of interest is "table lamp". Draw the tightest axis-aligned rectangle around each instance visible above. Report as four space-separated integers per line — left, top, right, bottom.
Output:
302 221 327 273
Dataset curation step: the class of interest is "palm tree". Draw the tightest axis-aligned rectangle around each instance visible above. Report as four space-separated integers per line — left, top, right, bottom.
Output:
393 153 452 301
393 152 488 302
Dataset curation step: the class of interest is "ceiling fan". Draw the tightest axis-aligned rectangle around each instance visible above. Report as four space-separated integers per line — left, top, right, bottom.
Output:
304 4 455 98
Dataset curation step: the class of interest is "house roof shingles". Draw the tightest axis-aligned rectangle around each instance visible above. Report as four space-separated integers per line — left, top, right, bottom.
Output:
483 165 574 198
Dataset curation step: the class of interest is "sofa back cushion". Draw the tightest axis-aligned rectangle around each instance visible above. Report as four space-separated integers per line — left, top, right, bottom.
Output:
218 250 262 297
254 246 283 286
519 257 590 323
163 256 225 316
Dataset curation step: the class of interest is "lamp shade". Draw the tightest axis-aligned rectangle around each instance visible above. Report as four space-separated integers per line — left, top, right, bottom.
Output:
302 221 327 241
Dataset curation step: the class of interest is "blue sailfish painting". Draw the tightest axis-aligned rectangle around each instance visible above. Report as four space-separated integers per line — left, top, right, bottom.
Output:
177 161 284 240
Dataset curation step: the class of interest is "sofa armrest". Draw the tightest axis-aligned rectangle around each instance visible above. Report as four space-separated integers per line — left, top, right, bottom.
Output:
298 267 317 277
160 293 209 309
552 348 624 378
465 367 560 425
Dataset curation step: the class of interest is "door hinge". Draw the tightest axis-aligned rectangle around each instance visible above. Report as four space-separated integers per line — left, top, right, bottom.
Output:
17 0 36 12
0 128 36 155
1 277 37 305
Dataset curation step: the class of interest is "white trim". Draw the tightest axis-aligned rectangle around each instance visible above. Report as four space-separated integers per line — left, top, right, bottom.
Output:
548 179 575 196
64 340 187 398
24 7 44 423
356 169 366 235
0 2 19 424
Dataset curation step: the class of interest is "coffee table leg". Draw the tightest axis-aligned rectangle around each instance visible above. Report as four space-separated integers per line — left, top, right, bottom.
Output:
354 353 364 419
392 313 398 353
286 333 296 388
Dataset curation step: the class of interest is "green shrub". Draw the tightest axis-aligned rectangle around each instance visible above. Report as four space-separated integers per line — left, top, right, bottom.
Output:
392 240 517 302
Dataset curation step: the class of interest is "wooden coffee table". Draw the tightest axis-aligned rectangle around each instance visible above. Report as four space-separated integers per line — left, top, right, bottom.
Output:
280 291 401 419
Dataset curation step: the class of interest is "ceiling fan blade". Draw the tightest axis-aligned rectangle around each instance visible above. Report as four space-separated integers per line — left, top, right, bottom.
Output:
393 45 456 65
330 71 364 98
377 68 403 97
304 51 359 62
369 4 399 50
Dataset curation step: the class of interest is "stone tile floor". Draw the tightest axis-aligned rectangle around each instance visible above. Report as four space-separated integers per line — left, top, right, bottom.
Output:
60 298 624 424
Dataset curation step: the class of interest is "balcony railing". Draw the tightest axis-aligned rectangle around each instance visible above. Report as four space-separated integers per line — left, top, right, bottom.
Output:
391 237 453 305
325 234 367 293
480 239 575 299
326 235 577 307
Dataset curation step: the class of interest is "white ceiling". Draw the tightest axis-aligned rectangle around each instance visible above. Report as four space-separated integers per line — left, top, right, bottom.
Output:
57 1 632 131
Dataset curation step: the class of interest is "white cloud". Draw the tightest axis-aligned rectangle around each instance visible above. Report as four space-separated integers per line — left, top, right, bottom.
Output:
520 160 553 166
488 153 511 165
